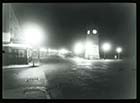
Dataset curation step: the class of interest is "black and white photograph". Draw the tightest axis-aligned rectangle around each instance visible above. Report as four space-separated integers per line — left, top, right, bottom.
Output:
2 3 136 99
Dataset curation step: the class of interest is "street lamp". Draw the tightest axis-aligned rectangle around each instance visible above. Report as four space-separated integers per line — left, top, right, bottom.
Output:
74 42 84 56
59 48 68 54
22 24 44 46
116 47 122 59
22 23 45 66
102 43 111 59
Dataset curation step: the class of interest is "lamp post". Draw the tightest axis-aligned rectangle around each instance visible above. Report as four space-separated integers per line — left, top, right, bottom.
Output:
22 23 44 66
102 43 111 59
116 47 122 59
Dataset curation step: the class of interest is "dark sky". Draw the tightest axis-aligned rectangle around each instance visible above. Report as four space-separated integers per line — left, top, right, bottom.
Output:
6 3 136 57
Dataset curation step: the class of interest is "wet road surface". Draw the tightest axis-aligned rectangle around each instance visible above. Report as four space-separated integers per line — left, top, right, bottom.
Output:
3 56 136 99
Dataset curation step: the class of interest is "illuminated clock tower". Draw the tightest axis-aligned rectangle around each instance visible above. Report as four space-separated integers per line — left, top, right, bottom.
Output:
85 29 100 59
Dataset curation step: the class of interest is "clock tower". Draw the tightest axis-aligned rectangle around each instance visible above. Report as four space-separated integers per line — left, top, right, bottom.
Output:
85 29 100 59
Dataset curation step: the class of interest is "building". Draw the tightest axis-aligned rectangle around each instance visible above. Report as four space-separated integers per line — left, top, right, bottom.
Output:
3 4 22 43
2 4 39 66
3 43 32 65
85 29 100 59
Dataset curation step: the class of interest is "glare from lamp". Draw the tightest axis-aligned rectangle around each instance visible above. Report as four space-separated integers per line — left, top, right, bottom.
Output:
22 23 44 46
116 47 122 53
102 43 111 52
74 42 84 55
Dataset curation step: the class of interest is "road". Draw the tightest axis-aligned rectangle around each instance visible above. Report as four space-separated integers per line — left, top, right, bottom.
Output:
3 56 136 99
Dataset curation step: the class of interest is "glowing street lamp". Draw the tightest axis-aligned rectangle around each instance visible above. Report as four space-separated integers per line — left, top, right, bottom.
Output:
102 43 111 59
74 42 84 55
22 23 44 47
116 47 122 59
22 23 45 66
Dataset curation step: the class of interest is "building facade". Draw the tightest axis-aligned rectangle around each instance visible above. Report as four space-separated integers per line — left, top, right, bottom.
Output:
2 4 36 66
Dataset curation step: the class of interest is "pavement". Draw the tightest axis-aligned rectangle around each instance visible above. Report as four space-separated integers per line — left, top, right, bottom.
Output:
2 56 136 99
3 64 50 99
3 63 33 69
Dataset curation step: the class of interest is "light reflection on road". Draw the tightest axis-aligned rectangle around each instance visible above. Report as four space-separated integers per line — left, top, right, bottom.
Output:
18 68 45 79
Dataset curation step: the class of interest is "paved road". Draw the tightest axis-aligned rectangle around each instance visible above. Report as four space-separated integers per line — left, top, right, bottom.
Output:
3 56 136 99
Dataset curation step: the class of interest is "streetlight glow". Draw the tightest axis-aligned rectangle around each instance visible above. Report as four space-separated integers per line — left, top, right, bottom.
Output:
102 42 111 59
22 23 44 46
74 42 84 55
40 47 47 52
116 47 122 53
22 23 45 66
59 48 68 54
102 43 111 52
116 47 122 59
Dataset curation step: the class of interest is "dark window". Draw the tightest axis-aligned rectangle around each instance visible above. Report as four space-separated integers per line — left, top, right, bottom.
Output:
18 49 25 58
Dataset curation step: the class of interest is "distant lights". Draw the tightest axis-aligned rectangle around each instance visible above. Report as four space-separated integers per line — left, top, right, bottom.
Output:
116 47 122 59
59 48 69 54
102 42 111 59
40 48 47 52
22 23 45 47
116 47 122 53
74 42 84 55
102 43 111 52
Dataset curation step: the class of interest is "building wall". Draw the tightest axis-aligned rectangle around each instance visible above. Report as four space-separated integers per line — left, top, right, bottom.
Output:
85 31 100 59
3 3 21 43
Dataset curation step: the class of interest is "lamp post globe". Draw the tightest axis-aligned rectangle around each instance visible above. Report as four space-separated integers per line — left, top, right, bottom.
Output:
102 43 111 59
116 47 122 59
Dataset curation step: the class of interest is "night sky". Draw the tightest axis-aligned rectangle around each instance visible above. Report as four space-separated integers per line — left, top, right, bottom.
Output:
5 3 136 58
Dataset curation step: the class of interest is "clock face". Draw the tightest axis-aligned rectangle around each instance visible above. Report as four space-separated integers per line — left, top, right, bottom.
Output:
92 29 97 34
87 29 98 35
87 30 90 35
